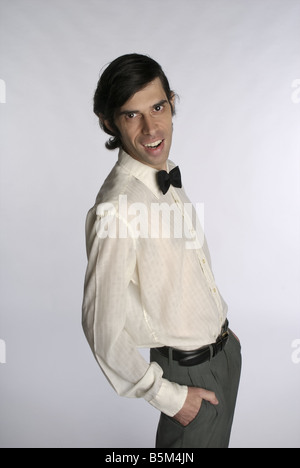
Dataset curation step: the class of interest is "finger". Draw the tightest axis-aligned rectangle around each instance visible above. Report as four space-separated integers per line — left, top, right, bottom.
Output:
198 388 219 405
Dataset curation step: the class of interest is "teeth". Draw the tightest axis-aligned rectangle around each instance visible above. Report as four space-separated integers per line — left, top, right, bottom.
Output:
145 140 162 148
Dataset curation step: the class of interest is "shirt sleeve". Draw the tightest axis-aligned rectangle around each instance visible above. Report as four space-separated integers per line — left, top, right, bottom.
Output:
82 206 188 417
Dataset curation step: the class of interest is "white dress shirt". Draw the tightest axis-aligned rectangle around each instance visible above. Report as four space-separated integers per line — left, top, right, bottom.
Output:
82 150 228 417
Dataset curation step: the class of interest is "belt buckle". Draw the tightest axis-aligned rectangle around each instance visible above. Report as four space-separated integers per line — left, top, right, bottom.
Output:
219 329 229 352
221 319 229 339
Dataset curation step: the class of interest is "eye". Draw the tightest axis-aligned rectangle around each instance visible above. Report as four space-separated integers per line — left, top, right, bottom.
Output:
154 105 164 112
126 112 137 119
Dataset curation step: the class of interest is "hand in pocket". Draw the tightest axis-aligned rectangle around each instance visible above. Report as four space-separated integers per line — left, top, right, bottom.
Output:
173 387 219 427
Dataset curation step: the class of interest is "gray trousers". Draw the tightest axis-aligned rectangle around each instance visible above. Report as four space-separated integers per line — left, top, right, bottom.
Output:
150 330 242 448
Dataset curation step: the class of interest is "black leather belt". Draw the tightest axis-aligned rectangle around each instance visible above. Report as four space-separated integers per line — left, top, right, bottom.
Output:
155 320 229 367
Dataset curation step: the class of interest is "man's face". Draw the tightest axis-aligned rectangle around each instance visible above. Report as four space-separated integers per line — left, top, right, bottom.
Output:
112 78 174 171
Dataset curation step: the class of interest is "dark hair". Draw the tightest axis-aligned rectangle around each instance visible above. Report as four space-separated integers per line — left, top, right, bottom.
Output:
93 54 175 150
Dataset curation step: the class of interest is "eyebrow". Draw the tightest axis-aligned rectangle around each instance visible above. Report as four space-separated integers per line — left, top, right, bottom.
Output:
118 99 168 116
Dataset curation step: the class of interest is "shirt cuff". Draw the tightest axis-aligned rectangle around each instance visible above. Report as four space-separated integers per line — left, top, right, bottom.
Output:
148 378 188 417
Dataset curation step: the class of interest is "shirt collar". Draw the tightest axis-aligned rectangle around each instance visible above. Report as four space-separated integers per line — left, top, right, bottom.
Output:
117 149 172 199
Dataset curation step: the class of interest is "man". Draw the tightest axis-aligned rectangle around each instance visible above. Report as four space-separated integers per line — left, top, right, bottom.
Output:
82 54 241 448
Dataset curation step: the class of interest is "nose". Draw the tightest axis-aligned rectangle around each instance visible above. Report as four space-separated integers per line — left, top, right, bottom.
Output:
142 114 156 135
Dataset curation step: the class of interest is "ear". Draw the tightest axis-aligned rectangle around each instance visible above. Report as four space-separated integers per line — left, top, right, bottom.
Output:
170 92 176 115
99 114 115 134
103 119 114 134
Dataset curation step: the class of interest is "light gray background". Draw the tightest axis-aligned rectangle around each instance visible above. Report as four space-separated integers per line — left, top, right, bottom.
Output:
0 0 299 448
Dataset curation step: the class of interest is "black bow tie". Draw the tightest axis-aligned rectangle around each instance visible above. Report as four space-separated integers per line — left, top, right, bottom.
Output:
157 166 182 195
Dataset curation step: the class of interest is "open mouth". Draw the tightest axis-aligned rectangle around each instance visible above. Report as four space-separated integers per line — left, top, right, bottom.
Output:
143 139 164 150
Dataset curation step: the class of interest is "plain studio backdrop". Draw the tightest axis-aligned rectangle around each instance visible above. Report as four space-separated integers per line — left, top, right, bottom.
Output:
0 0 299 448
